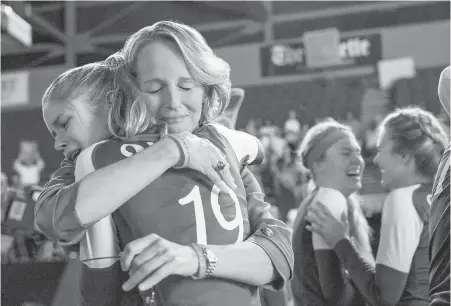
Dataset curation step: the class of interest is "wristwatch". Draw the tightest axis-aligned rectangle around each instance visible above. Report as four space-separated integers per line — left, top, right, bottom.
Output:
199 244 217 278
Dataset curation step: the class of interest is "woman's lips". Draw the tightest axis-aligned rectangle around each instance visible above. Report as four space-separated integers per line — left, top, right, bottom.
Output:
162 116 188 124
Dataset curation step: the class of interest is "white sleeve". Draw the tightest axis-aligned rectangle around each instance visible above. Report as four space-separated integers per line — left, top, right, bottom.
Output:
211 123 264 165
376 188 423 273
74 144 98 181
312 187 348 250
74 142 120 268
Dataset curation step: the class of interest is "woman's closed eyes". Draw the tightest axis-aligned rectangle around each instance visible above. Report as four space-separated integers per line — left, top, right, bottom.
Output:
144 78 197 94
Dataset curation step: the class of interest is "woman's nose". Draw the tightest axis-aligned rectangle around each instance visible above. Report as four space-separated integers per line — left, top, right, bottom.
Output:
163 86 182 110
351 153 364 168
54 134 67 151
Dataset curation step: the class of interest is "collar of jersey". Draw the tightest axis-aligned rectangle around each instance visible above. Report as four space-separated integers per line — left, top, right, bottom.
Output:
128 133 160 142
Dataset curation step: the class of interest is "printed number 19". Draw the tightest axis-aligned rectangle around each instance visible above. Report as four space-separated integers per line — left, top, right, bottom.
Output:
179 185 244 244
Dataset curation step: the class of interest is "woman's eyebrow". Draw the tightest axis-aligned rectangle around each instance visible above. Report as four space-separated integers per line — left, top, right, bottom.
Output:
143 78 162 85
179 77 194 82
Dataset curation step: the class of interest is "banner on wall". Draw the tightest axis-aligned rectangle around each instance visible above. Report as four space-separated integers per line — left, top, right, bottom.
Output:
1 71 29 108
261 34 382 77
377 57 416 90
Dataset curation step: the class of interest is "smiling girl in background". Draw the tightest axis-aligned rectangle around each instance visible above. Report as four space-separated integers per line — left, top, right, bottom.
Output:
307 107 448 305
291 119 372 306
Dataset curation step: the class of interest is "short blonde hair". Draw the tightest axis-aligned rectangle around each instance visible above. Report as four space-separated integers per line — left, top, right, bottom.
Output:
42 62 111 114
122 20 232 123
104 52 156 139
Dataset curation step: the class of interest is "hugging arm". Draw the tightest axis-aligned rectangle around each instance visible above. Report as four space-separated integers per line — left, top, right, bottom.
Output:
122 129 294 290
35 138 179 243
333 191 422 306
34 158 83 243
121 165 295 292
314 248 359 306
207 125 294 288
200 166 294 288
35 135 232 244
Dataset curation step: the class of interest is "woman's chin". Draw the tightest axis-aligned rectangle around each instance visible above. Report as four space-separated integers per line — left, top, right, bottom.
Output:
166 122 193 134
346 176 362 189
341 181 362 197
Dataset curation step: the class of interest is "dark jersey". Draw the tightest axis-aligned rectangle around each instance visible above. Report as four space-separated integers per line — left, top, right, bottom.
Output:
291 188 364 306
76 124 263 306
429 142 450 306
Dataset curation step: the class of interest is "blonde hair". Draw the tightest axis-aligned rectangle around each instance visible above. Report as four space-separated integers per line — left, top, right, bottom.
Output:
104 53 156 139
122 20 232 123
381 106 447 179
42 62 112 115
42 52 155 139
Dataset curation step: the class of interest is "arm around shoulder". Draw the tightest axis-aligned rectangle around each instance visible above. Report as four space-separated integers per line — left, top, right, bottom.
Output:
34 158 86 244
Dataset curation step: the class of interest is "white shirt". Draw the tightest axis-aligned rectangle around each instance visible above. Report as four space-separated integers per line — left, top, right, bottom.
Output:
13 159 44 186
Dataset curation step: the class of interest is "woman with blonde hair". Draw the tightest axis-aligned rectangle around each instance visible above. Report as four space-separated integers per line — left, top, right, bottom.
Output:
291 119 372 306
308 106 448 305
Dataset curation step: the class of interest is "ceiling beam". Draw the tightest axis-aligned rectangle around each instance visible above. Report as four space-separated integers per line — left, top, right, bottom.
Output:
1 43 63 55
27 11 67 43
89 19 256 46
198 1 268 22
31 1 120 13
270 1 426 23
83 2 144 36
27 48 65 67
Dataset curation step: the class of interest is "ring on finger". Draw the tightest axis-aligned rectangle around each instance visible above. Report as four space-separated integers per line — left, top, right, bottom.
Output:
214 160 226 172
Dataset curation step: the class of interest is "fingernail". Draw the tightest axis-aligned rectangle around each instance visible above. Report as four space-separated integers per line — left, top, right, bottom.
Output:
122 284 130 291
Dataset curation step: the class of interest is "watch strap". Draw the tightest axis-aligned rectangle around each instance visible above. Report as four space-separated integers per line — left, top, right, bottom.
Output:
190 243 206 279
199 244 217 278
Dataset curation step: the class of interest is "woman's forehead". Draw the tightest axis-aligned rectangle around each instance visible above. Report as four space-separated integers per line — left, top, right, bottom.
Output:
136 40 185 71
42 101 66 132
330 135 360 151
43 94 89 121
43 100 65 119
376 126 392 147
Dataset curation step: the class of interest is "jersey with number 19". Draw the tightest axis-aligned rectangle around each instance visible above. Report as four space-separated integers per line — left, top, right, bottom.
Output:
75 124 264 306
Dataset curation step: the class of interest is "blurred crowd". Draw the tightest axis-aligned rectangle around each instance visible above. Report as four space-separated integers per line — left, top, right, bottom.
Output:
236 109 419 226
